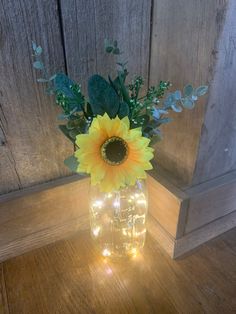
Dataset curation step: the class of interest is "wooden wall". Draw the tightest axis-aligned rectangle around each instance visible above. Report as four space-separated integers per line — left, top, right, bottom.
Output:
0 0 236 196
0 0 152 195
149 0 229 187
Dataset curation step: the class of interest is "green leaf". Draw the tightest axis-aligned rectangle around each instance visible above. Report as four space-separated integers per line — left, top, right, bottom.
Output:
171 103 182 112
33 61 44 70
88 74 120 118
69 130 78 139
181 98 195 109
64 155 79 173
194 86 208 96
35 46 42 55
37 78 48 83
58 125 74 143
113 48 120 55
118 72 130 104
183 85 193 97
105 46 113 53
54 73 84 112
32 41 37 51
49 74 57 81
150 134 162 145
117 102 129 119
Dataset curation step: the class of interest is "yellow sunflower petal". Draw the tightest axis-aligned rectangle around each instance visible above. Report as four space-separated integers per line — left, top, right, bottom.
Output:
74 113 154 192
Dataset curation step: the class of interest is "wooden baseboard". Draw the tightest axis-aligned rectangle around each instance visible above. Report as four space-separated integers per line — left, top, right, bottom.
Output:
0 170 236 262
148 210 236 259
148 170 236 258
0 175 90 262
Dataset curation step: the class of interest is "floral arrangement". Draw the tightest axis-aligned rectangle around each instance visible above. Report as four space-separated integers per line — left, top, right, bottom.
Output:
32 40 208 192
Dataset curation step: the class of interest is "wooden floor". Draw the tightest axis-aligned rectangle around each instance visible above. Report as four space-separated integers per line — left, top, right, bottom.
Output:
0 228 236 314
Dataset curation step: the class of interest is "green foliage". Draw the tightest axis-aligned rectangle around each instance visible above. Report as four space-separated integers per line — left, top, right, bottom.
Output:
104 39 122 55
64 155 79 172
54 73 85 116
32 39 208 149
58 125 75 143
88 74 120 118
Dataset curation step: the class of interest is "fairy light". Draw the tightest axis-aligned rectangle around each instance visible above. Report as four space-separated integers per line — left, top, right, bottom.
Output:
113 200 120 208
106 193 113 199
102 248 111 257
92 226 101 237
92 200 103 209
136 199 147 205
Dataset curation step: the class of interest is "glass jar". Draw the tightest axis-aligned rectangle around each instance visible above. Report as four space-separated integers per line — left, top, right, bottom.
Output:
89 180 148 258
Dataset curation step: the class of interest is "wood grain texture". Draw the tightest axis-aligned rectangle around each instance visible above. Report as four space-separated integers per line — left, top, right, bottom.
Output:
149 0 228 186
174 211 236 258
0 0 72 195
0 176 90 262
2 229 236 314
186 170 236 233
147 172 188 238
59 0 152 92
193 0 236 184
0 264 9 314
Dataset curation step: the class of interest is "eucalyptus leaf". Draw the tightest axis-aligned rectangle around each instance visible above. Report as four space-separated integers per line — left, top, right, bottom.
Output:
64 155 79 173
171 103 182 112
113 48 120 55
174 90 181 100
57 114 68 120
33 61 44 70
184 84 193 97
157 117 173 124
88 74 120 118
105 46 113 53
35 46 42 55
37 78 48 83
181 98 195 109
32 41 37 51
194 85 208 96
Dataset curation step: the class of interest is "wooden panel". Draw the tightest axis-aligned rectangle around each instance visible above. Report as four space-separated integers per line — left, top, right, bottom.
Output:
59 0 152 91
0 0 72 195
149 0 227 186
193 0 236 184
186 171 236 233
3 229 236 313
174 211 236 258
0 264 9 314
0 176 90 262
147 172 188 237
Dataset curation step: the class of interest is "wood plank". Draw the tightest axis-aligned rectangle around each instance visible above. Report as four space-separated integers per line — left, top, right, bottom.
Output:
186 171 236 233
59 0 152 92
0 176 90 262
0 264 9 314
0 0 72 195
3 229 236 313
174 211 236 258
147 173 188 237
193 0 236 184
149 0 227 186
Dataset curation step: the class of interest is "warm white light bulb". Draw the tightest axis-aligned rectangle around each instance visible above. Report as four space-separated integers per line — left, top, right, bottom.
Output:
92 226 101 237
102 248 111 257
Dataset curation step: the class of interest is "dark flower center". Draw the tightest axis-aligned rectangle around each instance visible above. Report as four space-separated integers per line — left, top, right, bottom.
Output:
101 136 128 165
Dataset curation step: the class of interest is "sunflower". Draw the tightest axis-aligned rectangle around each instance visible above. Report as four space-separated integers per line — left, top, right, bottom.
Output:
74 113 154 192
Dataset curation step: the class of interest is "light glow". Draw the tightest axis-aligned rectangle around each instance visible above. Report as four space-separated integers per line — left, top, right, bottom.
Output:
102 248 111 257
92 226 101 237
